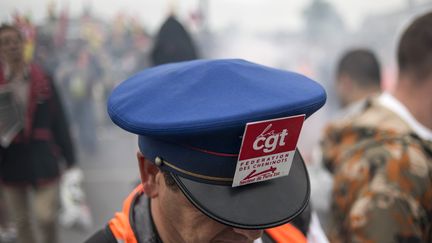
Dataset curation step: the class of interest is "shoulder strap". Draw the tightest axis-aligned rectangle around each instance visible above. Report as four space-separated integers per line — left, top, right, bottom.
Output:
261 232 276 243
290 202 311 236
265 223 307 243
84 225 117 243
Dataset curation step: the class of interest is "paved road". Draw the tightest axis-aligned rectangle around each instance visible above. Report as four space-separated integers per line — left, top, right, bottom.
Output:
60 126 141 243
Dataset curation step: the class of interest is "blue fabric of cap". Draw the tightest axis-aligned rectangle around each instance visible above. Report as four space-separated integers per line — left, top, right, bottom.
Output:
108 59 326 184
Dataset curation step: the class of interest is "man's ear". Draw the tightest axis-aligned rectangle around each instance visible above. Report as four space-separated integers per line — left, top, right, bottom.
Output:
137 151 160 198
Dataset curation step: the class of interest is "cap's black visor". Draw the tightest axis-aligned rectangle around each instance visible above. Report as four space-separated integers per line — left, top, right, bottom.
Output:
172 149 310 229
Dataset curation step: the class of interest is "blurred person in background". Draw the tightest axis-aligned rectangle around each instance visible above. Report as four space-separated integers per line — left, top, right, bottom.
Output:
0 24 76 243
320 12 432 242
333 49 382 111
59 40 101 155
150 14 198 66
321 49 382 171
309 48 382 232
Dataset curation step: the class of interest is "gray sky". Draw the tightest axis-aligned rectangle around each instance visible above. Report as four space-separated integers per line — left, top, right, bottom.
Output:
0 0 408 33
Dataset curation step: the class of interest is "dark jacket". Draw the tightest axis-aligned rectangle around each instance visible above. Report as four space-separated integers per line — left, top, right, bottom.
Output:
0 63 76 185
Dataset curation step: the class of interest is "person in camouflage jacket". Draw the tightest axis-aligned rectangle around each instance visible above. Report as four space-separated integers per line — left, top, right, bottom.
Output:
321 12 432 243
322 98 432 243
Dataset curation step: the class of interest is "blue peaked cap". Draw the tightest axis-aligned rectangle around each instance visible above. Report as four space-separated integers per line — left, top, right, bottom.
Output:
108 59 326 229
108 59 326 181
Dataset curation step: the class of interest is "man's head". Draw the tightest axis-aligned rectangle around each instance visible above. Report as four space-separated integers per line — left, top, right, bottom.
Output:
137 151 263 243
397 12 432 82
0 24 24 65
392 12 432 130
336 49 381 107
108 59 326 241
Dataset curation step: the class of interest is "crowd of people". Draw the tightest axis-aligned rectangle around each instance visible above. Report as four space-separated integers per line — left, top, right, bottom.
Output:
34 10 153 155
0 7 199 243
0 4 430 243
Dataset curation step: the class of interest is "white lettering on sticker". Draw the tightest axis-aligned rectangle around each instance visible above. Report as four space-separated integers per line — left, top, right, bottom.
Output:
252 124 289 153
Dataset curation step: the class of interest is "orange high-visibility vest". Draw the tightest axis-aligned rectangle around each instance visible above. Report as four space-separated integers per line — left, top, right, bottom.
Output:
265 223 307 243
108 185 307 243
108 185 143 243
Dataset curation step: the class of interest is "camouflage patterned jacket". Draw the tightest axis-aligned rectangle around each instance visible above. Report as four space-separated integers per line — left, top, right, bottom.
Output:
321 98 432 243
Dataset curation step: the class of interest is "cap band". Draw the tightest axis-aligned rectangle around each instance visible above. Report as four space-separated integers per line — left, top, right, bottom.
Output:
161 158 233 182
182 144 239 157
138 135 239 184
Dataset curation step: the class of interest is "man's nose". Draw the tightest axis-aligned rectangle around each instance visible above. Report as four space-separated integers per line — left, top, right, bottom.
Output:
232 228 263 240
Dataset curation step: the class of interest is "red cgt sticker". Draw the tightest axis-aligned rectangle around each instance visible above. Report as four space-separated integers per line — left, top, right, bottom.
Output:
232 115 305 187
